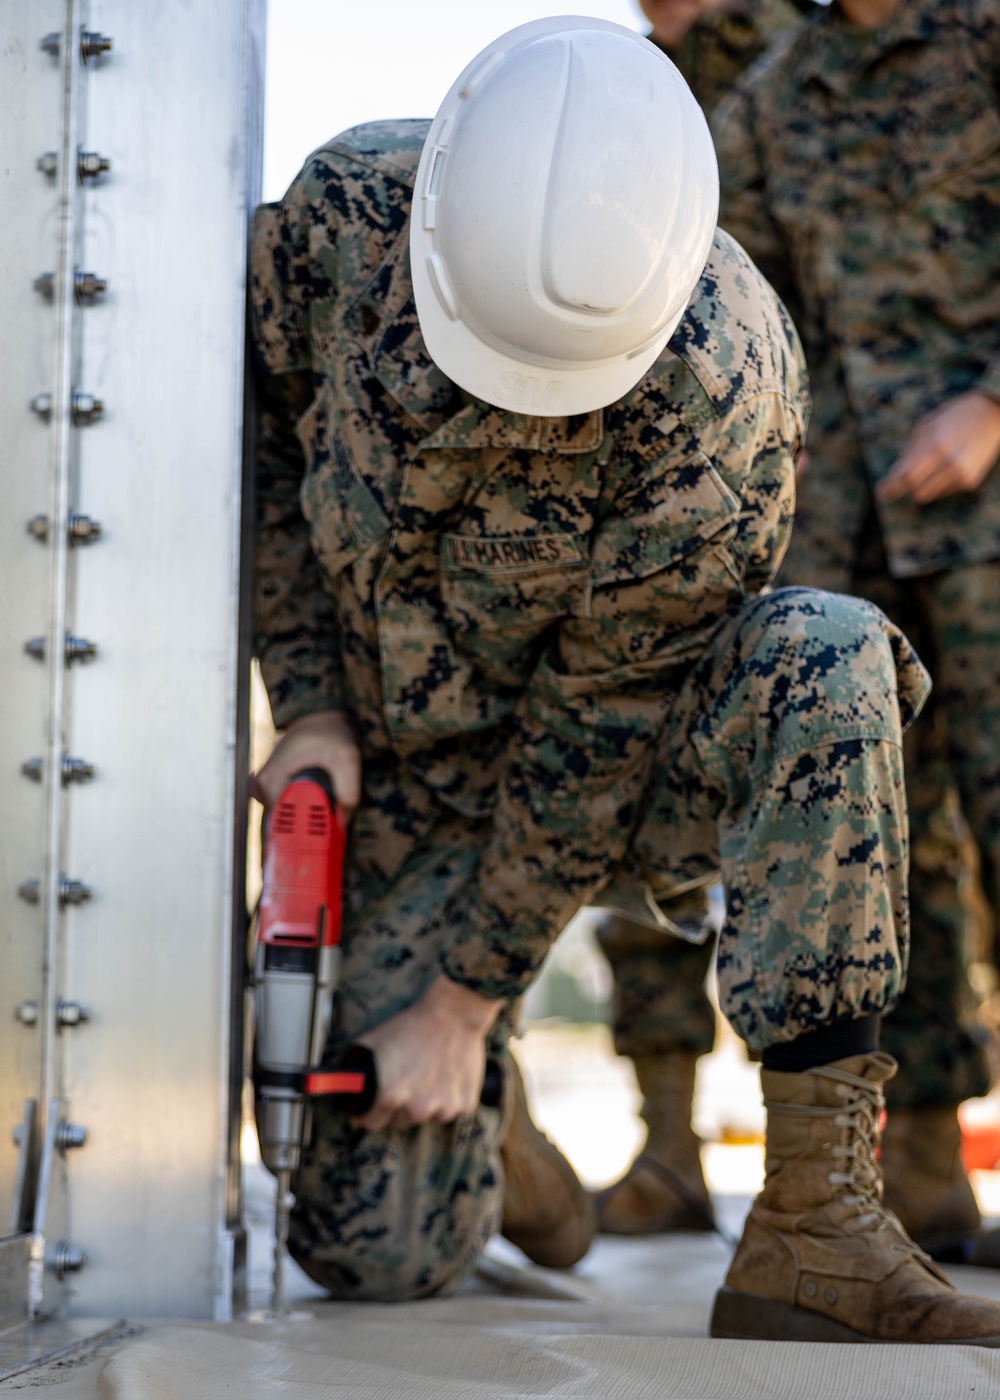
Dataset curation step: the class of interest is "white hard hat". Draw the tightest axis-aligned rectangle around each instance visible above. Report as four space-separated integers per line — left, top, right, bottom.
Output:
410 16 719 418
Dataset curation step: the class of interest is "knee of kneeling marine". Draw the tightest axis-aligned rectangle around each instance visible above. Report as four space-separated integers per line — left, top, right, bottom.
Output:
738 587 930 738
288 1206 496 1302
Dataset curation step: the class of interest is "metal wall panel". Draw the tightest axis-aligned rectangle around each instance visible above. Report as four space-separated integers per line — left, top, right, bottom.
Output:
0 0 264 1321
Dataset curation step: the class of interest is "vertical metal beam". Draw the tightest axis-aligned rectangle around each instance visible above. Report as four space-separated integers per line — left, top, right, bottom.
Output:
0 0 263 1324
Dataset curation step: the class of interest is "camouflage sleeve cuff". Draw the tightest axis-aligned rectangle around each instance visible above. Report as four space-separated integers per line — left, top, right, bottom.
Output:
440 900 551 1001
258 647 346 731
975 362 1000 407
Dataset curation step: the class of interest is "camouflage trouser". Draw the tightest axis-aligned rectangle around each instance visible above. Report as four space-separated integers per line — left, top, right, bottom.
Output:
286 586 927 1300
785 512 997 1106
596 893 718 1060
601 544 998 1108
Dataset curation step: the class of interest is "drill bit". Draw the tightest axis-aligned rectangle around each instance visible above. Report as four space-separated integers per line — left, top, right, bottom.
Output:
272 1168 292 1316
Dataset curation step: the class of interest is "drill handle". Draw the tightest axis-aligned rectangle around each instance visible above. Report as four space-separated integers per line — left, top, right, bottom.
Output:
291 766 335 801
305 1046 504 1115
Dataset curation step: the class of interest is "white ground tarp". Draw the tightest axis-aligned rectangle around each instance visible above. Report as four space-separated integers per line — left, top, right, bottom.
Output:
9 1241 1000 1399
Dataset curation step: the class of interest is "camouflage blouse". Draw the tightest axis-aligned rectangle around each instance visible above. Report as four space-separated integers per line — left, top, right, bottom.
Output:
251 121 806 996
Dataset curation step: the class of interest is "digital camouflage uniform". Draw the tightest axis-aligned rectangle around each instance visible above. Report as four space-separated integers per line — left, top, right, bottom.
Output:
251 120 929 1300
656 0 809 113
599 0 814 1074
715 0 1000 1106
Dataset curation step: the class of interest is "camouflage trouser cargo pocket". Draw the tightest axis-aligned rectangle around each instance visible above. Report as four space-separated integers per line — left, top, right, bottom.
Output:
631 586 931 1052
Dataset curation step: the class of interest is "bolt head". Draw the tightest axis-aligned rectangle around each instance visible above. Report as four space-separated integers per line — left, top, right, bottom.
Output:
68 515 102 544
77 151 110 180
57 1001 90 1026
71 393 104 425
74 272 108 304
81 32 113 60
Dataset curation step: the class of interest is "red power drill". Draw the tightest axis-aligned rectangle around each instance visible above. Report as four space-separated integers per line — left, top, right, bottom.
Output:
253 769 503 1312
253 768 349 1313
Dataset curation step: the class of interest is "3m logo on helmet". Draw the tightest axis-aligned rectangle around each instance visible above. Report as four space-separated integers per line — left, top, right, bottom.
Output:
494 372 563 413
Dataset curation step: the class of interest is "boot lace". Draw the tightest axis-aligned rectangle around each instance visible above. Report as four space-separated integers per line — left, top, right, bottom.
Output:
764 1058 895 1232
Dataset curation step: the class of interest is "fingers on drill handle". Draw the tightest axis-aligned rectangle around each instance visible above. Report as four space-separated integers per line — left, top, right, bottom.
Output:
305 1044 505 1115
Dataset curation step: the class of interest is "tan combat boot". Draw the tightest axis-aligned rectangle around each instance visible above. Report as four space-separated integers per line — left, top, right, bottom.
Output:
499 1059 596 1269
711 1054 1000 1343
595 1051 715 1234
881 1103 981 1256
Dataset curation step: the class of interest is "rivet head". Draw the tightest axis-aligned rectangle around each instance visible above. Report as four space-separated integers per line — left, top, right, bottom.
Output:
825 1287 838 1305
804 1281 818 1299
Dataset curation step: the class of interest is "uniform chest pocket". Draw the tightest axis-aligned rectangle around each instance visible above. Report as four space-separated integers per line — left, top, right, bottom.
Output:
295 384 390 579
590 450 741 586
584 451 744 668
892 71 1000 204
440 533 590 634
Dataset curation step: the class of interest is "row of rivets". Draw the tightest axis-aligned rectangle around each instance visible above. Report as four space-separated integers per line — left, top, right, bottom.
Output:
14 23 115 1293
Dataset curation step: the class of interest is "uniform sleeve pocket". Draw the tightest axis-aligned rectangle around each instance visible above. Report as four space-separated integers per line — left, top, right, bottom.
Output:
893 81 1000 202
591 451 741 586
296 383 389 577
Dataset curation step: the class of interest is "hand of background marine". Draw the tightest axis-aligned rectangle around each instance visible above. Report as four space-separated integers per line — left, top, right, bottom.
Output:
252 708 362 821
878 391 1000 506
354 974 503 1132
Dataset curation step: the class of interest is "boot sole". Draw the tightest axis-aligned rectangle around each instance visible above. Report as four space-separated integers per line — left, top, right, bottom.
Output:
710 1288 1000 1346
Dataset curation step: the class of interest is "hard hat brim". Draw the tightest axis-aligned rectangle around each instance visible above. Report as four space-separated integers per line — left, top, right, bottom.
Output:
411 244 683 416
